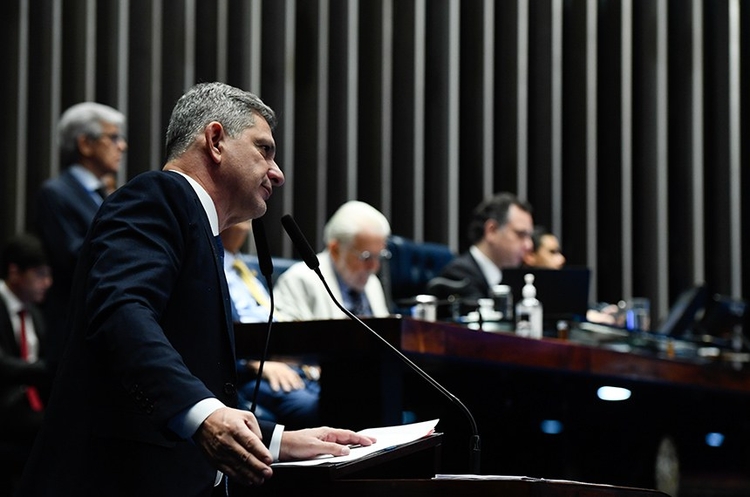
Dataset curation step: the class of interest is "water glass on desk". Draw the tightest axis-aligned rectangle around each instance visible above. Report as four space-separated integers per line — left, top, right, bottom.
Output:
625 298 651 332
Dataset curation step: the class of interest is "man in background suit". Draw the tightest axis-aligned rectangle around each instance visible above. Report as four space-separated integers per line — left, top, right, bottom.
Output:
274 200 392 321
19 82 373 496
34 102 127 368
435 192 534 301
0 234 53 493
221 221 320 429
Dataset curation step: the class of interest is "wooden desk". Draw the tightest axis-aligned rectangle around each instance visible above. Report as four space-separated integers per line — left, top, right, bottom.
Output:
235 318 750 494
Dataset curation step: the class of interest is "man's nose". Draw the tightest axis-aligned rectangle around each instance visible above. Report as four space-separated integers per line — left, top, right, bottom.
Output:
269 162 285 187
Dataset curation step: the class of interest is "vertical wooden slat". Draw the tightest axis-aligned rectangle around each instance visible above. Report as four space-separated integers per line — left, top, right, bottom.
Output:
728 0 742 299
85 0 96 99
150 0 163 173
413 0 426 241
691 0 705 285
551 0 563 239
217 0 228 82
621 0 633 300
517 0 529 198
283 0 296 238
315 0 330 240
346 1 359 198
655 0 669 318
381 0 394 215
50 0 63 177
447 0 460 250
481 0 495 200
586 0 598 299
15 0 30 231
117 0 130 184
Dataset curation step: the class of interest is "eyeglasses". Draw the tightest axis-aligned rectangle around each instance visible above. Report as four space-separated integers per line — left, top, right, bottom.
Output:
350 248 392 263
92 133 127 144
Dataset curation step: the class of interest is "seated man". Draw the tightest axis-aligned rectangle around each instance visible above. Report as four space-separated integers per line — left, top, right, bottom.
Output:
274 200 392 320
220 221 319 429
435 192 534 301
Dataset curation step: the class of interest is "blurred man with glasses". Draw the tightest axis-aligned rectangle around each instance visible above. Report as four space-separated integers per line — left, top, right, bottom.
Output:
34 102 127 369
274 200 392 320
434 192 534 301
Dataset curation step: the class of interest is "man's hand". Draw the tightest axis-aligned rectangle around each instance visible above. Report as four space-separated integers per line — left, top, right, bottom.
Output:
279 427 377 461
193 407 273 486
253 361 305 392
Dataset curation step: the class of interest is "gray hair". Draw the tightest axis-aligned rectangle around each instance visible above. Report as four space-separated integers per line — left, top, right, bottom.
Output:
164 82 277 162
323 200 391 246
58 102 126 167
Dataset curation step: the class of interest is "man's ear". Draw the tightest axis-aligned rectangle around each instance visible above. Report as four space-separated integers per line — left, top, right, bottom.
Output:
329 240 341 261
204 122 225 164
77 134 95 159
484 218 499 236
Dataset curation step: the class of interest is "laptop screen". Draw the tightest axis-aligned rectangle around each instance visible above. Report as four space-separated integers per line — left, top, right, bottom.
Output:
500 267 591 324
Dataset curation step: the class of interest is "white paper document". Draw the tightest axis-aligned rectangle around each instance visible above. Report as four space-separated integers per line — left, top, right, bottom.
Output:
272 418 440 467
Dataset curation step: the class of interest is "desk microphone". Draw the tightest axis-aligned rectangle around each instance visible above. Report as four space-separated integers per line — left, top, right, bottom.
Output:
280 214 481 473
249 217 275 414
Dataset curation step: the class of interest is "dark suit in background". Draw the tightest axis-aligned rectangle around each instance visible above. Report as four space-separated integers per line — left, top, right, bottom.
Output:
21 171 274 496
34 169 101 367
437 252 491 301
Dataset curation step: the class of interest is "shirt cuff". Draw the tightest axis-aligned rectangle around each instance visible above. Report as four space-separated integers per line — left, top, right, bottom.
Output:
269 424 284 461
168 397 226 439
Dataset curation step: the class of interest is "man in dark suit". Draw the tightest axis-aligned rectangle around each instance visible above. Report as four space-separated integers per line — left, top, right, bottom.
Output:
0 233 53 437
34 102 127 368
0 234 53 493
19 82 374 496
435 192 534 301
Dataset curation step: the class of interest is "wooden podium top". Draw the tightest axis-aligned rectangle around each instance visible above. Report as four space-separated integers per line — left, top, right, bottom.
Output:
235 316 750 394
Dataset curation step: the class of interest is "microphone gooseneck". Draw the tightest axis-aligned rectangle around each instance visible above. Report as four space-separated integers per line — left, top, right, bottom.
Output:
249 217 275 414
280 214 481 474
280 215 320 270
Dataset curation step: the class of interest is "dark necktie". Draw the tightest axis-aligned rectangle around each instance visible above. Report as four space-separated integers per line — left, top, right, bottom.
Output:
95 185 108 200
214 235 225 263
18 310 44 412
348 289 364 316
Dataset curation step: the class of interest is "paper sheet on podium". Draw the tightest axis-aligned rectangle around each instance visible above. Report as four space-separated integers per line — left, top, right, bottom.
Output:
272 419 439 467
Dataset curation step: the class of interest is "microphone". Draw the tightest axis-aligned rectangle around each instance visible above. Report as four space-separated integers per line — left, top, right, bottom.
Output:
280 214 481 474
249 217 276 414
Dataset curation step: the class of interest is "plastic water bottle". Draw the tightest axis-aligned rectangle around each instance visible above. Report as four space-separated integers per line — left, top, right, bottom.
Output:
515 273 543 339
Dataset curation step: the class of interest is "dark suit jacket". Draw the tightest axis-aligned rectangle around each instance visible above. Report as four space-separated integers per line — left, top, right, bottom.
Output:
0 300 50 443
437 251 491 300
35 168 102 367
20 171 275 496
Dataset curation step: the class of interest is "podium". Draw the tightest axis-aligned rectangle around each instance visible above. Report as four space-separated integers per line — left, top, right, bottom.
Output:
228 433 667 497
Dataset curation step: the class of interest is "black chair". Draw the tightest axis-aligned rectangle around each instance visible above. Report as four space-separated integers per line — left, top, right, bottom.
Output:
381 235 455 314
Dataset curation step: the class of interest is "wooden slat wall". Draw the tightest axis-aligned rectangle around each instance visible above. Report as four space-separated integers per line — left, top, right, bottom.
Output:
2 0 748 323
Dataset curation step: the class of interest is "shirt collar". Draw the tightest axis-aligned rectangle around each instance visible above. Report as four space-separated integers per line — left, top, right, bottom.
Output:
469 245 502 287
69 164 104 191
0 281 23 315
168 170 220 236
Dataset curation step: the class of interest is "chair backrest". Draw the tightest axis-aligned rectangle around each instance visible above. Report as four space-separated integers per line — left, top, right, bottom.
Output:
242 254 299 291
381 235 455 313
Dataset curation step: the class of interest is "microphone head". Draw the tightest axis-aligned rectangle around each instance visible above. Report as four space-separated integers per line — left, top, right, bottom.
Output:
281 214 320 270
251 217 274 277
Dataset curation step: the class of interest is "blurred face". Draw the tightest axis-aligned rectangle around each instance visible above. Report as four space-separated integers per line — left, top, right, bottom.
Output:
486 204 534 268
220 220 251 254
330 230 388 292
6 264 53 304
524 234 566 269
79 121 127 177
220 116 285 224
